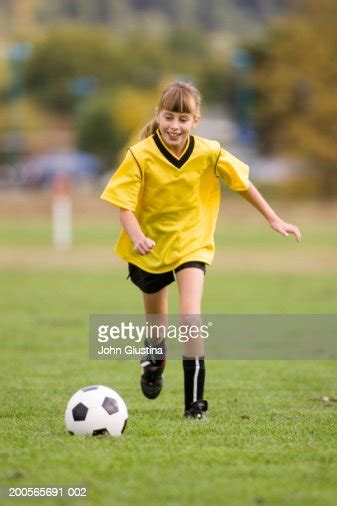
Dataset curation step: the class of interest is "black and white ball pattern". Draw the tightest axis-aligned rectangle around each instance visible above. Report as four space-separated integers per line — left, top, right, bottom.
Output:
65 385 128 437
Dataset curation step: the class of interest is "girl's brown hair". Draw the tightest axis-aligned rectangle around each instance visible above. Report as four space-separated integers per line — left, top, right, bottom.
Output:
140 81 201 140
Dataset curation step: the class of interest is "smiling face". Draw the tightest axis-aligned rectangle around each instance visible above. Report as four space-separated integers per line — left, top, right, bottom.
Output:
156 107 199 156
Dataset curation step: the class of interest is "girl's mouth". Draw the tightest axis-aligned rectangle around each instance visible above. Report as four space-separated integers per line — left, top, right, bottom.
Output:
167 132 181 141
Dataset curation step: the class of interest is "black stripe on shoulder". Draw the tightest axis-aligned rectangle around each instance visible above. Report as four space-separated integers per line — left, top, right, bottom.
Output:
153 132 195 169
128 148 143 180
214 148 221 177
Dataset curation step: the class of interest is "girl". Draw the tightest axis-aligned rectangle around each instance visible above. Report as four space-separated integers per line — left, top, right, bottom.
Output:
101 81 301 419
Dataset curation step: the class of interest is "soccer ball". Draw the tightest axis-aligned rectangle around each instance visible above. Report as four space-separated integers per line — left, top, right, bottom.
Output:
65 385 128 436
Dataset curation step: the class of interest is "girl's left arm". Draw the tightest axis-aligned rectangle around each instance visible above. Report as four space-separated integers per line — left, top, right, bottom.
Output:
238 182 301 241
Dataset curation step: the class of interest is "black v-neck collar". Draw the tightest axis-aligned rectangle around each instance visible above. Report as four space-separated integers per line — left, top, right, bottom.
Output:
153 130 195 169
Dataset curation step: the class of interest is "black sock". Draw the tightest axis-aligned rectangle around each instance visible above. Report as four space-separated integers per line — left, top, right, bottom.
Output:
182 356 205 411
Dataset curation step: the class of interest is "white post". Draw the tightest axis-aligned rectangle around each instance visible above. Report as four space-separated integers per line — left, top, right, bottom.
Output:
52 173 72 249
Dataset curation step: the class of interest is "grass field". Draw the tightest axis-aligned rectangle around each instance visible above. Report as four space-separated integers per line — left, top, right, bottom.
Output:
1 195 337 505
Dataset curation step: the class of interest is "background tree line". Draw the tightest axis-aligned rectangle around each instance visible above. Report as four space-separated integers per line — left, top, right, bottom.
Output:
1 0 336 196
0 0 288 35
19 24 232 166
249 0 337 197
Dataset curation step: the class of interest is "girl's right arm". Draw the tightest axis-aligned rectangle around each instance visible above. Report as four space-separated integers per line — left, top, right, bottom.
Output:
119 209 155 255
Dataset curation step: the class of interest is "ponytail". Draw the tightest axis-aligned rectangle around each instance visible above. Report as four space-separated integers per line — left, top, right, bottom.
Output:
139 118 158 140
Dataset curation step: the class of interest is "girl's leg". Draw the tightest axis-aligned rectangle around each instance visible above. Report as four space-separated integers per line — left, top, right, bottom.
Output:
140 287 168 399
176 268 207 416
142 286 169 315
176 267 205 356
142 286 168 353
176 267 204 313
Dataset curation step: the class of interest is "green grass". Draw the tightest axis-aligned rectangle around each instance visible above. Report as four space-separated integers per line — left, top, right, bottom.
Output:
1 219 337 248
1 220 337 506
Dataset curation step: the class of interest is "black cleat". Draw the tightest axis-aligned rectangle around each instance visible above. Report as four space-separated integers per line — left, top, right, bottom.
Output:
140 358 166 400
184 400 208 419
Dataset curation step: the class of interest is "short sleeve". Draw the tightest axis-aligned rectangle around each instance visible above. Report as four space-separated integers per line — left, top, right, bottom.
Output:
215 148 250 191
100 149 143 211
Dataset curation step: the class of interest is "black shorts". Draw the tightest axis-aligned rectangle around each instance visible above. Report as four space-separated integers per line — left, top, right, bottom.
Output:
128 261 206 294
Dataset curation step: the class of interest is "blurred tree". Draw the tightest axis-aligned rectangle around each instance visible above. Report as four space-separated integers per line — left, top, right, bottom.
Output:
198 60 232 104
36 0 130 25
24 23 231 114
76 97 128 168
75 87 155 167
24 26 124 112
6 0 289 35
166 26 209 59
108 87 156 138
251 0 337 197
164 26 211 81
120 31 169 89
24 26 176 112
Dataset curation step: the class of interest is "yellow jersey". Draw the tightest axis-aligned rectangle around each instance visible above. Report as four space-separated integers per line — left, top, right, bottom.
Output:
100 130 250 273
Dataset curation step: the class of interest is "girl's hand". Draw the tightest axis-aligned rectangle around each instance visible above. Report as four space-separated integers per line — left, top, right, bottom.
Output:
134 236 155 255
269 217 301 242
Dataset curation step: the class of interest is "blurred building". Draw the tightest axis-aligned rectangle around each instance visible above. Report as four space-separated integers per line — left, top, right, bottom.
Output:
195 106 299 184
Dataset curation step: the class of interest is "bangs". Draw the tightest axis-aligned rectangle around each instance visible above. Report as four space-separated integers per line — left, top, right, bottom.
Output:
160 87 196 114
